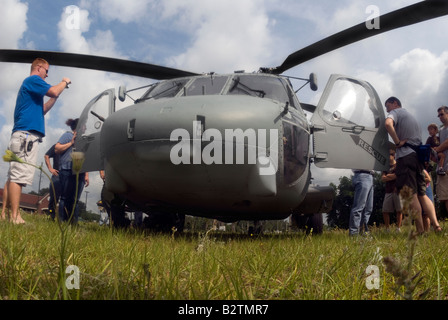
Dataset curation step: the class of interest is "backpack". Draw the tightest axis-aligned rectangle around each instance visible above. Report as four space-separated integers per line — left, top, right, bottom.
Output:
404 143 431 164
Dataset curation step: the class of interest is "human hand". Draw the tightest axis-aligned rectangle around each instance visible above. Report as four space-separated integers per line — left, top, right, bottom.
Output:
396 140 407 148
62 77 71 88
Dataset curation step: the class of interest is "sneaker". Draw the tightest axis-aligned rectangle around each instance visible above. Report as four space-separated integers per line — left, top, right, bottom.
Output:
437 167 446 176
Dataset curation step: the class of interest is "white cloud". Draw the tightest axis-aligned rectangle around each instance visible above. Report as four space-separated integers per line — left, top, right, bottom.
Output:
0 0 29 185
58 6 125 59
57 7 90 53
0 0 28 48
390 49 448 101
159 0 274 73
97 0 153 24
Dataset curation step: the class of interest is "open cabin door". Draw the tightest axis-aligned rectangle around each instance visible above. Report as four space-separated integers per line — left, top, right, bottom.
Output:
310 75 389 172
74 89 115 172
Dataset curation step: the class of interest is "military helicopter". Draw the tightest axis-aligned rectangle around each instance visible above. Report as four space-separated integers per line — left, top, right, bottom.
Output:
1 1 447 233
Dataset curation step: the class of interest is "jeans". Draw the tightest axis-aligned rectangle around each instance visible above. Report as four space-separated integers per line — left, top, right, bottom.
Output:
58 169 85 223
349 172 374 236
48 175 61 220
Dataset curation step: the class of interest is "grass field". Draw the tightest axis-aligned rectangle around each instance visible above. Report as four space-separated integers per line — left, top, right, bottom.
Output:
0 212 447 300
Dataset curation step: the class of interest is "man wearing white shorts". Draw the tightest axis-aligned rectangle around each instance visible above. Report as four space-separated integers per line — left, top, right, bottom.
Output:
1 58 70 224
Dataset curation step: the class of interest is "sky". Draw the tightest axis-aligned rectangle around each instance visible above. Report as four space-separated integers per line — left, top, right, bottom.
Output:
1 0 447 213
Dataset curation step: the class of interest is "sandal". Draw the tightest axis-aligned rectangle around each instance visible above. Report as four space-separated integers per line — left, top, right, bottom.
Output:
434 226 443 233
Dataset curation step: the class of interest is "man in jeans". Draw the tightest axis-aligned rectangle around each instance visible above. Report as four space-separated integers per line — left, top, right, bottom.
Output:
349 170 374 236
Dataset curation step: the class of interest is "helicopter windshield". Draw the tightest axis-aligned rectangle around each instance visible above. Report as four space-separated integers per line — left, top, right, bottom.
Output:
184 76 228 95
228 75 298 108
136 74 299 109
139 79 189 101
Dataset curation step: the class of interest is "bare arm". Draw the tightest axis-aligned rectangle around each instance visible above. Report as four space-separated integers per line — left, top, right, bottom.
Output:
84 172 89 187
434 138 448 153
381 172 396 182
55 132 76 154
43 97 58 115
423 169 431 184
44 78 71 114
385 118 406 148
44 154 59 176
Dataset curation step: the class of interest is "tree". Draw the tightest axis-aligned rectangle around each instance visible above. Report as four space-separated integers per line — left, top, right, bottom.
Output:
327 173 386 230
327 176 353 229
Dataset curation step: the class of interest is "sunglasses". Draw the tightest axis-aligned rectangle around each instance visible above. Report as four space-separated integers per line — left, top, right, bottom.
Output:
38 65 48 75
438 113 445 117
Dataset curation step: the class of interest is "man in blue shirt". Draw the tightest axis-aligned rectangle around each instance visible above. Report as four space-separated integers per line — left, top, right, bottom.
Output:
1 58 71 224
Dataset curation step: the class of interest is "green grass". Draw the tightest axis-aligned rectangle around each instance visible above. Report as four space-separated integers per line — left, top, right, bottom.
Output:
0 213 447 300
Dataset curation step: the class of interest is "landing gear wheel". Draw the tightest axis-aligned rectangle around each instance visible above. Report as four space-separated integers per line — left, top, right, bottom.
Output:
307 213 323 234
291 213 323 234
109 198 130 228
248 221 263 236
144 212 185 233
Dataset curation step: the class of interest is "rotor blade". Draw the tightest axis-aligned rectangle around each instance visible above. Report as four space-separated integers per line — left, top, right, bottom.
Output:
272 0 448 75
0 49 199 80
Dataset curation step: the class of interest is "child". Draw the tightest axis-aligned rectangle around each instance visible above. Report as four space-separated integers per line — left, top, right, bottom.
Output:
426 123 445 175
381 146 402 231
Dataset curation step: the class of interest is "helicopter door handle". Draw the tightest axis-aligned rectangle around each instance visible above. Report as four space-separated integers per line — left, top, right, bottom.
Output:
342 125 365 134
81 135 95 142
128 119 136 141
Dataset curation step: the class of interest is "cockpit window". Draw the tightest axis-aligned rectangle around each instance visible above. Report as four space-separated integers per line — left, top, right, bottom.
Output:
227 75 297 108
140 79 189 101
136 74 300 110
184 76 228 96
320 78 380 129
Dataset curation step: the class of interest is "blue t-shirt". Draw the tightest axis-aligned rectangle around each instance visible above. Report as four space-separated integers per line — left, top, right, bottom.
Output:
12 75 51 136
58 131 74 170
387 108 422 160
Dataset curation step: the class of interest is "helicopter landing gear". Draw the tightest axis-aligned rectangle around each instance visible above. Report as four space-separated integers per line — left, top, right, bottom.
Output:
143 211 185 233
100 184 130 228
248 220 263 236
109 197 130 228
291 213 323 234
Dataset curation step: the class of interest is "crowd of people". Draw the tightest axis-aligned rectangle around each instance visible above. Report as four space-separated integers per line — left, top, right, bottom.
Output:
349 96 444 236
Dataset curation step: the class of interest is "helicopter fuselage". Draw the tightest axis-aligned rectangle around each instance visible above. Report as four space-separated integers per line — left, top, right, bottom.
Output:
98 73 313 221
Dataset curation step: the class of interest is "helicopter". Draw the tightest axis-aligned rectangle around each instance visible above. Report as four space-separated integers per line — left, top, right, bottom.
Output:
1 1 447 233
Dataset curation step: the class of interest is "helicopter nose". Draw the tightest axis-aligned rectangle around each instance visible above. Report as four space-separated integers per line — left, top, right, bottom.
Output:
101 95 283 198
